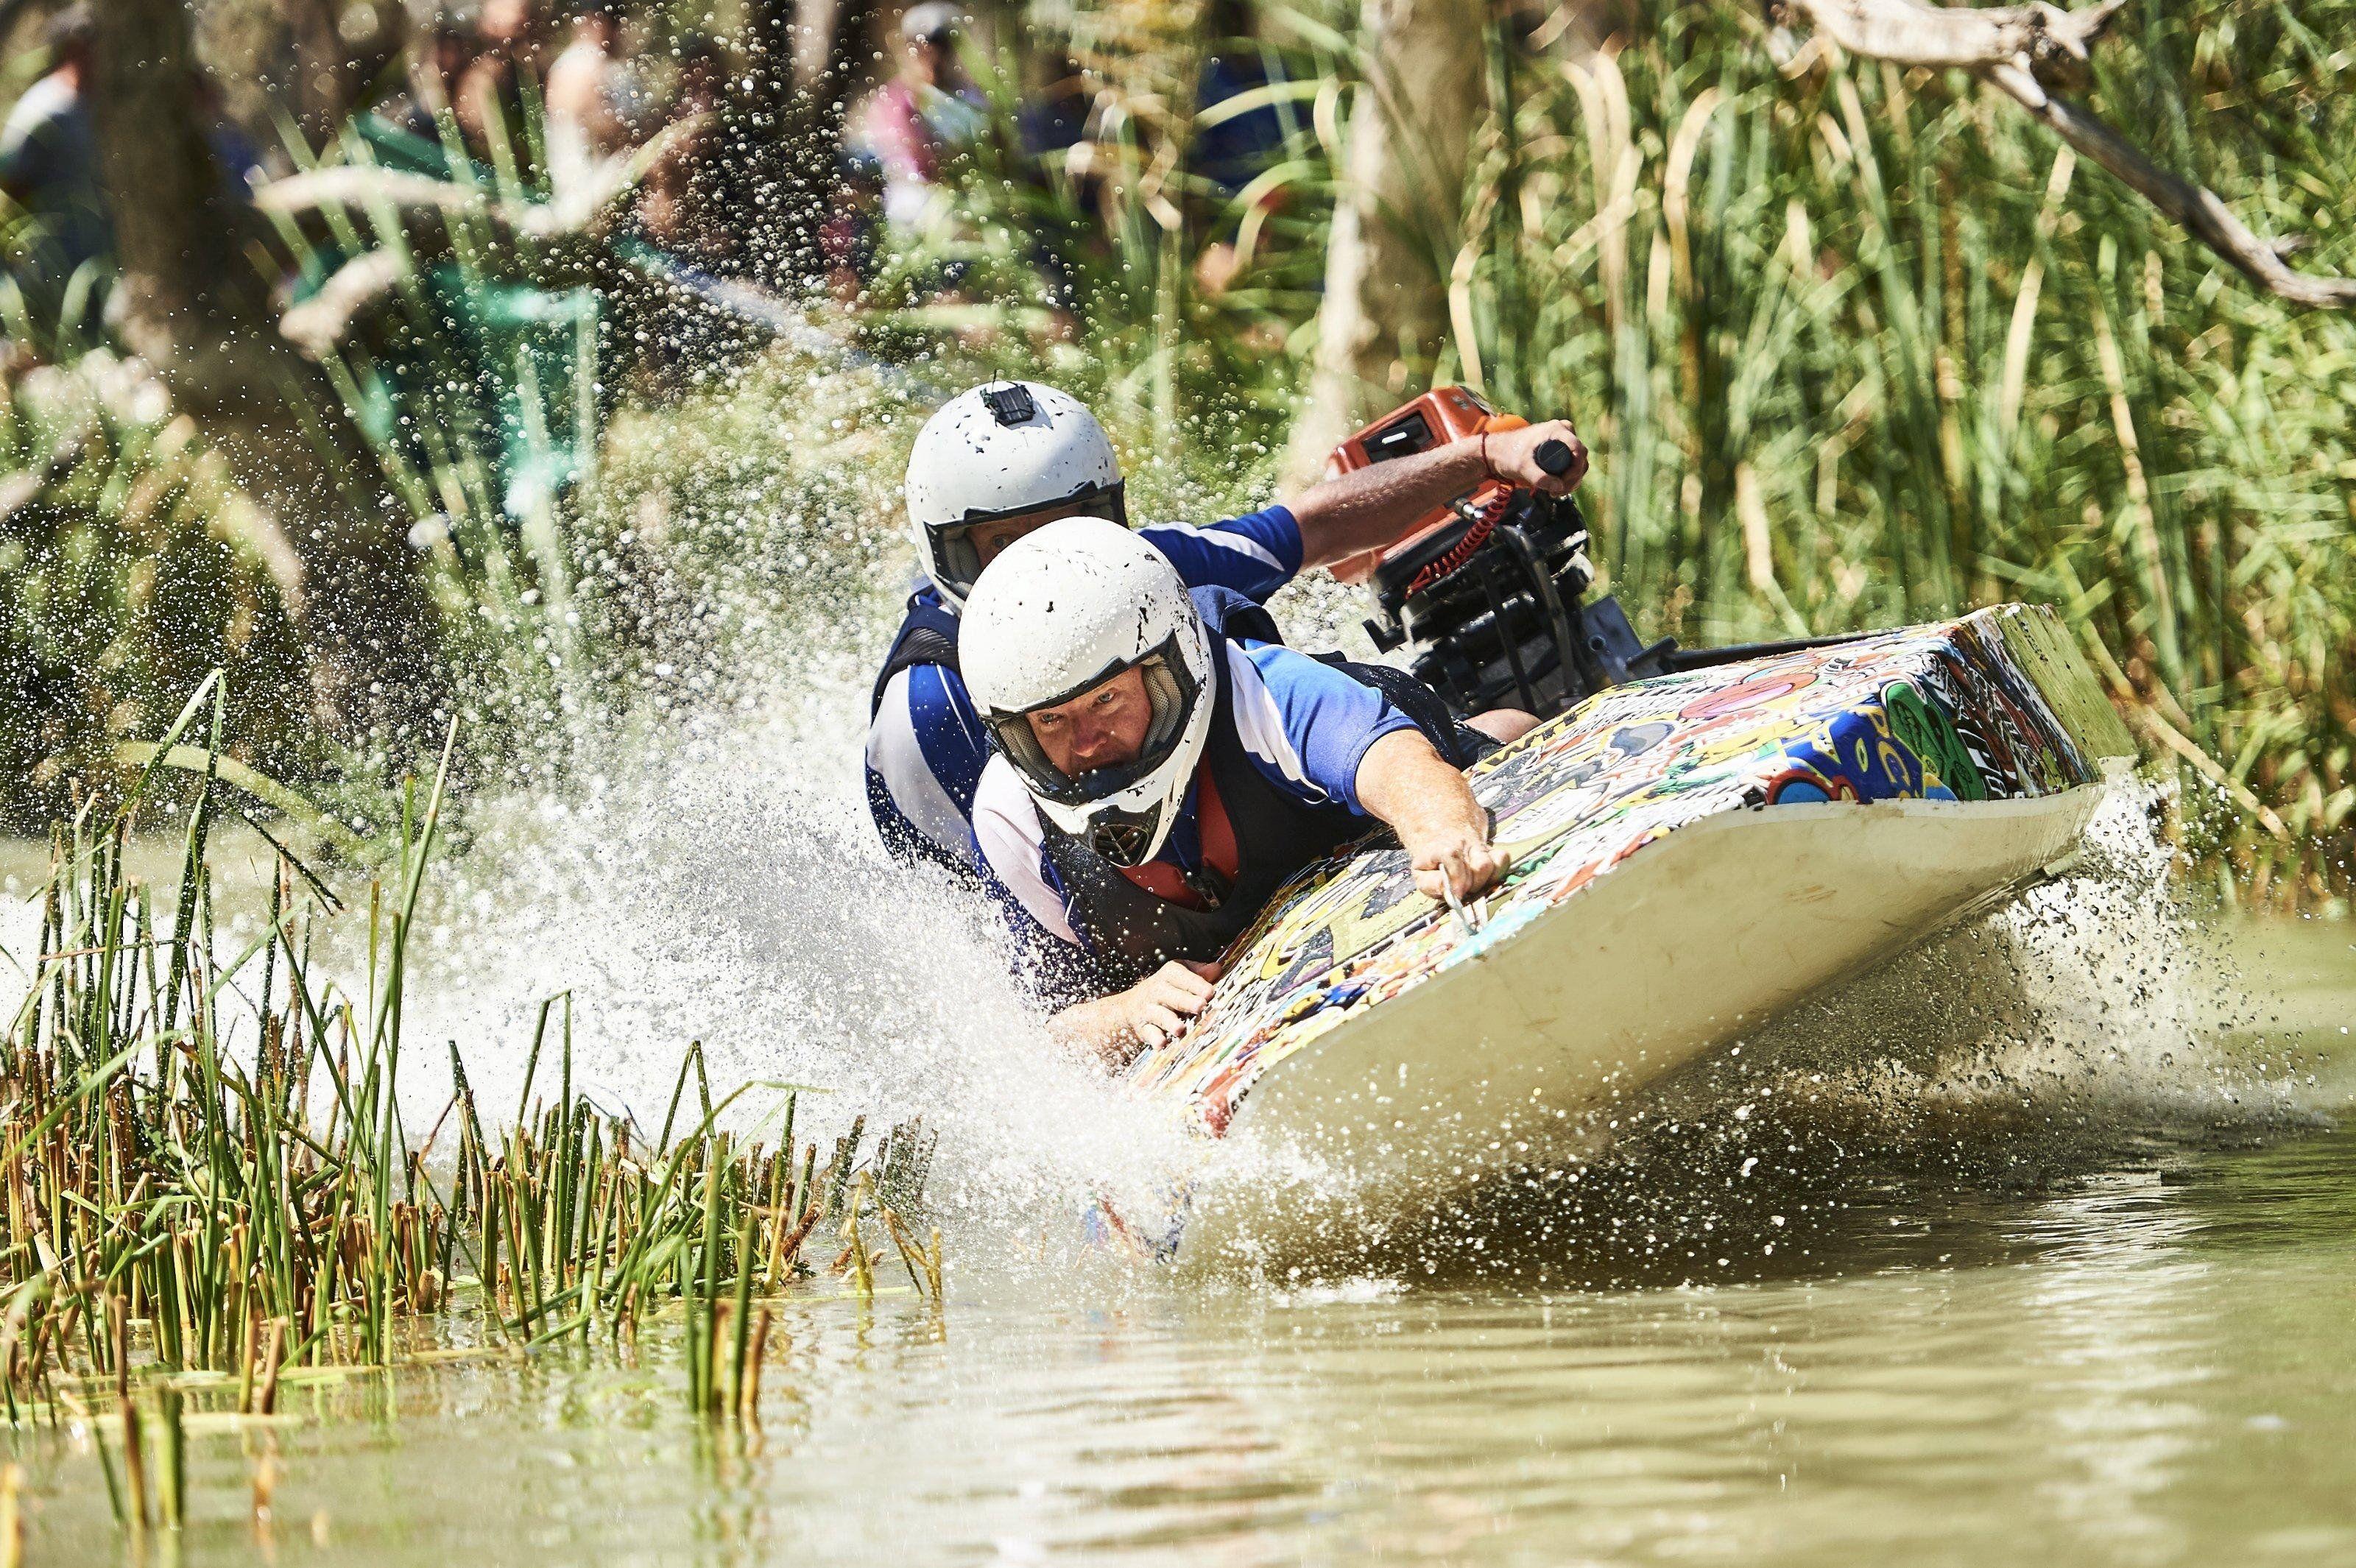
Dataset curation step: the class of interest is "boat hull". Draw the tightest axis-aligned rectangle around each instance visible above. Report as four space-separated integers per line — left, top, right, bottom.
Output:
1103 604 2140 1272
1174 788 2101 1271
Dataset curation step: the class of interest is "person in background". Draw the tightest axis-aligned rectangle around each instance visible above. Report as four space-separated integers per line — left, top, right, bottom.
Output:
384 22 479 144
632 35 733 269
1189 1 1289 297
849 2 984 241
1014 54 1094 327
544 0 645 208
0 7 110 340
456 0 544 170
196 76 267 194
818 150 886 303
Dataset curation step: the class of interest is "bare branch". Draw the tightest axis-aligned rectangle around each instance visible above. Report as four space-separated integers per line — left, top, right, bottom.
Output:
1769 0 2356 309
1771 0 2122 74
1986 63 2356 309
254 113 709 249
253 164 543 234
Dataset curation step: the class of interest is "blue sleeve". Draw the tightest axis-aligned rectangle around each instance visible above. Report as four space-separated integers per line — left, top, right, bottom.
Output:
1229 643 1420 814
1139 506 1302 604
863 664 992 873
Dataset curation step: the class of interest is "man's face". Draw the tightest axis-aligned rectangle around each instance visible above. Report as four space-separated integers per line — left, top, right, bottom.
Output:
1027 666 1152 777
965 502 1098 572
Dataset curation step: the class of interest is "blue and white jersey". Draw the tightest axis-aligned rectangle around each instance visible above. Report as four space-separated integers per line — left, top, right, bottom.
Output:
864 506 1305 875
973 636 1419 950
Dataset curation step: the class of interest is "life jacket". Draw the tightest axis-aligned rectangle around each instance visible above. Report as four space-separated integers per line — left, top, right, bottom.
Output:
1038 587 1479 992
870 589 964 717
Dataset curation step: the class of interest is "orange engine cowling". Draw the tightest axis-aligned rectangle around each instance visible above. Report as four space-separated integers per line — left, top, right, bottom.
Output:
1323 386 1528 585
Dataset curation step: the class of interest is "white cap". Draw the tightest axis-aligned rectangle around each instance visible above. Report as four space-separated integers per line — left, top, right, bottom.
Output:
900 3 960 44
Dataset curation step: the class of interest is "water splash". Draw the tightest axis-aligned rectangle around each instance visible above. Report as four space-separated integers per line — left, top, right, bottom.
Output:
401 647 1197 1254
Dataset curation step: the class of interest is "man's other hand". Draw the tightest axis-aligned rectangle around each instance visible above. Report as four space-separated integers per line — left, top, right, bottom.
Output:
1051 958 1223 1070
1483 418 1590 495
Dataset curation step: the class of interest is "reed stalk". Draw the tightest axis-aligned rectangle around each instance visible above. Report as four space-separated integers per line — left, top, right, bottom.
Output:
0 679 942 1520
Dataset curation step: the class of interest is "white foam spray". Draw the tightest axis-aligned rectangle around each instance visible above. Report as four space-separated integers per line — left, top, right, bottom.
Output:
396 651 1199 1254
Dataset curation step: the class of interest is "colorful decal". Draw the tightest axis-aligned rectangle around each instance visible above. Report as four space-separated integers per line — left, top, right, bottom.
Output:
1119 605 2134 1141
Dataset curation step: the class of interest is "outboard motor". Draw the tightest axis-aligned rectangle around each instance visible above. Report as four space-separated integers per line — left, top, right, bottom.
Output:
1327 387 1675 723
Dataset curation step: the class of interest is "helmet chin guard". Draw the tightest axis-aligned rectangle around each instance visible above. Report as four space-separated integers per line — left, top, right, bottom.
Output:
1081 802 1167 867
903 381 1126 607
962 518 1216 867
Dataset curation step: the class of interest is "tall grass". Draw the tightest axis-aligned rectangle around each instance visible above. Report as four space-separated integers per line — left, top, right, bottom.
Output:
0 341 308 832
0 677 940 1531
258 101 604 752
1439 4 2355 904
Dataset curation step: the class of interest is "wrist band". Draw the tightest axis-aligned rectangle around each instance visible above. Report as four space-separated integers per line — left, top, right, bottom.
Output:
1479 428 1496 480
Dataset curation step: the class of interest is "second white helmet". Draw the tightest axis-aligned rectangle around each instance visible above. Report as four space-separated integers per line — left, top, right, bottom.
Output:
903 381 1126 608
961 518 1214 866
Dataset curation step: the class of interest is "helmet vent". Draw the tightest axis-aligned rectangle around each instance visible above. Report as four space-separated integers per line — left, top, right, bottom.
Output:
983 384 1037 427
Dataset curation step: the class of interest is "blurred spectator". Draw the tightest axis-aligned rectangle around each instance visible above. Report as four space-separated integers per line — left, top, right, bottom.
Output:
196 77 268 194
457 0 546 169
1194 60 1284 200
1190 4 1290 297
1019 55 1094 197
385 22 479 145
633 36 732 267
849 3 984 239
0 6 110 334
819 150 885 302
1014 57 1096 322
669 37 730 121
545 0 648 208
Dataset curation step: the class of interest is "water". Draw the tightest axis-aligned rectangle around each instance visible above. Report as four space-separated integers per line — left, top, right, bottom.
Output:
7 805 2352 1564
10 1109 2355 1564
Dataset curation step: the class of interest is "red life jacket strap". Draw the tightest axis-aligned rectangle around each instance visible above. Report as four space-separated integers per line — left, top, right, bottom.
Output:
1115 769 1240 909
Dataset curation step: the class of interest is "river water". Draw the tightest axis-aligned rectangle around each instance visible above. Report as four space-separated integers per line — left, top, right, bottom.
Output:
7 869 2352 1563
13 1070 2356 1564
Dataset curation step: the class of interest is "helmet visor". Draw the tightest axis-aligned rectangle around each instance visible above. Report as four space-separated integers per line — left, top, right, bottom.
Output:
925 481 1129 601
981 635 1200 813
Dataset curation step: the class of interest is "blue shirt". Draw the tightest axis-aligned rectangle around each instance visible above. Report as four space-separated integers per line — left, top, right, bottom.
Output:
865 507 1305 876
972 635 1418 953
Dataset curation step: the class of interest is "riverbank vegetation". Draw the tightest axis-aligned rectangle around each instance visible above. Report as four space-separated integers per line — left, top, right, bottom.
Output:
1 0 2349 905
0 689 939 1538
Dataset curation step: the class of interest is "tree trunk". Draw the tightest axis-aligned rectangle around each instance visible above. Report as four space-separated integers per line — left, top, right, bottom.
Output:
1283 0 1486 483
88 0 440 746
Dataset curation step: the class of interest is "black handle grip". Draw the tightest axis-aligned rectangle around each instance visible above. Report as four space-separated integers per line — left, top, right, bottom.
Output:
1534 438 1576 477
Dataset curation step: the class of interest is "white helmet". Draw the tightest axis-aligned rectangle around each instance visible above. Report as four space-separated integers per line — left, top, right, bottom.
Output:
962 518 1215 866
903 381 1126 608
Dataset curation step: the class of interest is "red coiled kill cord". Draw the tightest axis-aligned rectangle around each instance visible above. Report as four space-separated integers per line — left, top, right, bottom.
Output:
1406 487 1515 597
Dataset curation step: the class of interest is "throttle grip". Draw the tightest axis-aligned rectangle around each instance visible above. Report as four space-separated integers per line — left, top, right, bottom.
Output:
1534 439 1576 477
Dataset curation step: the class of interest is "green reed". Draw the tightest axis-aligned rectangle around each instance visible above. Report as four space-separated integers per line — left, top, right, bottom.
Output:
1442 4 2356 903
0 681 940 1524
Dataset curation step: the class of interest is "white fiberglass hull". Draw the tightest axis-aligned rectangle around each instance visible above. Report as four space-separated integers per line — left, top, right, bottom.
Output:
1173 785 2105 1273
